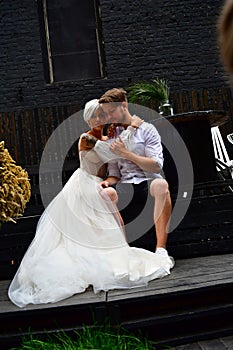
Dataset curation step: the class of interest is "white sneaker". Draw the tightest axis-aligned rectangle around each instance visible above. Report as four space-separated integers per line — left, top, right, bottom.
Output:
155 247 175 268
155 247 169 257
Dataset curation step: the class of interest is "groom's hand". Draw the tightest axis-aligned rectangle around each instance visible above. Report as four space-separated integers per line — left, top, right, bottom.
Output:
110 137 128 157
131 115 144 128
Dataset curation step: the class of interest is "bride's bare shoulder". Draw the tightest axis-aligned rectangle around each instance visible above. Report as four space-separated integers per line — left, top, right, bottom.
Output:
79 133 98 151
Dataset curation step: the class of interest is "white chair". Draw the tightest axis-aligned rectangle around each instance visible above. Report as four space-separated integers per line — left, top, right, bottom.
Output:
211 126 233 180
227 133 233 145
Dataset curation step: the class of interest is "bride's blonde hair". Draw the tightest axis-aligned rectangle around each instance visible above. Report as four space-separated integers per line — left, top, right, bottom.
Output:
83 99 99 123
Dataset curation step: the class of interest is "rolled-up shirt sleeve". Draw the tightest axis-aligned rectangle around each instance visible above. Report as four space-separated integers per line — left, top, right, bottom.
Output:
108 161 121 179
144 124 164 170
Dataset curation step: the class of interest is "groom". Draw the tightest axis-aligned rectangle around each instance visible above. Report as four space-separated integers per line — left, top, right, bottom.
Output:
98 88 172 257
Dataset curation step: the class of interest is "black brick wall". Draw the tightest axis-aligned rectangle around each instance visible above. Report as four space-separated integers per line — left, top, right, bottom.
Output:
0 0 231 112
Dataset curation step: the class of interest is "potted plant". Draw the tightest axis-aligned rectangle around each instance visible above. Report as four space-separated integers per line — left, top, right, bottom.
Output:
127 78 173 116
0 141 31 229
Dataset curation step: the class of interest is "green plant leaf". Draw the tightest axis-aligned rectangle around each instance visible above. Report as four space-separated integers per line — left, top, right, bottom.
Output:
127 78 170 108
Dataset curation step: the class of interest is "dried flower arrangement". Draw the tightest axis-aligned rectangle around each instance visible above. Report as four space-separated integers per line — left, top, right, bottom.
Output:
0 141 31 227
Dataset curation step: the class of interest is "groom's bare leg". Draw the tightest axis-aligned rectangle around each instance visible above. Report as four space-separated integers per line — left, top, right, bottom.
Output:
150 179 171 250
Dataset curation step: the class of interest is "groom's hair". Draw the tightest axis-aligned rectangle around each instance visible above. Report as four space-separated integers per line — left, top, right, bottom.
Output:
99 88 127 104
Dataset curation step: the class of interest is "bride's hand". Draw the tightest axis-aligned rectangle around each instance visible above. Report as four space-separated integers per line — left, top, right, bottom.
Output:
99 180 109 188
131 115 144 128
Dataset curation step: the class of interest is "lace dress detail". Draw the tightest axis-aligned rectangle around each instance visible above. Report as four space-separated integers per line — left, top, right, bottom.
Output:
79 149 104 176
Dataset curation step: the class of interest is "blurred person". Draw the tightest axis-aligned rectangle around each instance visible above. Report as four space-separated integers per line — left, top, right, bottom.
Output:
218 0 233 73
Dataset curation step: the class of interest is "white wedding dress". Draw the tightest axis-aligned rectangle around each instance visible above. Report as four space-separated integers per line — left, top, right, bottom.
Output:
8 133 174 308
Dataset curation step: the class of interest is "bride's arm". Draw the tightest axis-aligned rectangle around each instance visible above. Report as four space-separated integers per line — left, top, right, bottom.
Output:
79 116 143 160
94 116 144 162
78 133 115 163
79 132 125 162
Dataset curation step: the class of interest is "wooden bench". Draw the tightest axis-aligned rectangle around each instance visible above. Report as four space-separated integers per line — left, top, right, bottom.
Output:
1 174 233 281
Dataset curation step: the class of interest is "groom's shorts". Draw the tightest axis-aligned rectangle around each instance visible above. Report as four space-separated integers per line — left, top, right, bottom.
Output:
113 180 154 225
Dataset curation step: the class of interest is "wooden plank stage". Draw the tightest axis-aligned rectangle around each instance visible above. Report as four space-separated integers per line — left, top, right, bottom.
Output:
170 335 233 350
1 253 233 349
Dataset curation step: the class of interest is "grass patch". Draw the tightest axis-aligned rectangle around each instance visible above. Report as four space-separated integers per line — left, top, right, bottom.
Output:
11 324 156 350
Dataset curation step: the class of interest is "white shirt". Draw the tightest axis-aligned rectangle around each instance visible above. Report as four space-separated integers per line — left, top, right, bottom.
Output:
107 122 163 184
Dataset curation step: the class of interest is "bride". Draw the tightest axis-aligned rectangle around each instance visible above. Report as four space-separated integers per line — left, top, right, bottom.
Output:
8 99 174 308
